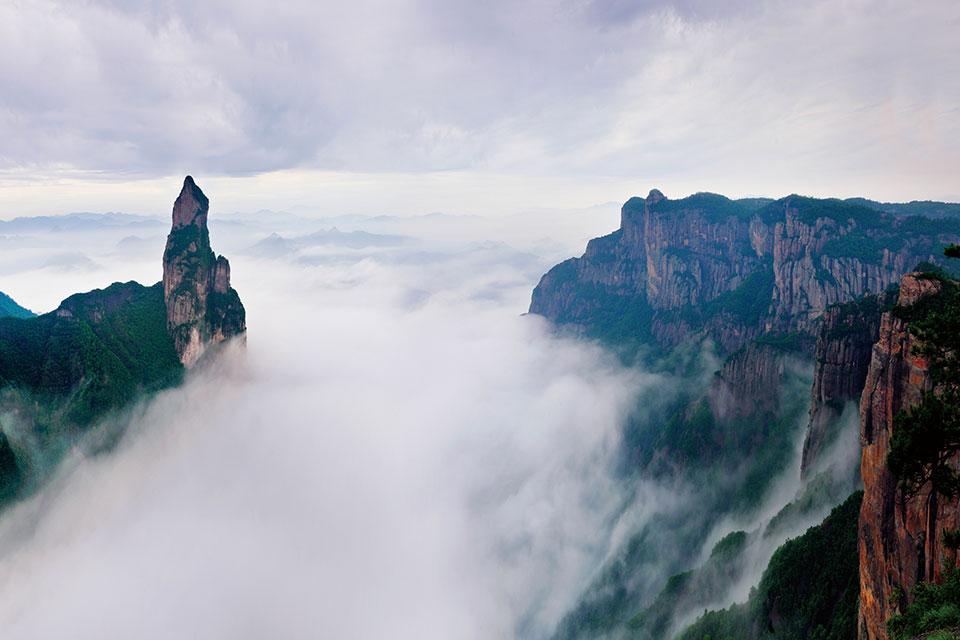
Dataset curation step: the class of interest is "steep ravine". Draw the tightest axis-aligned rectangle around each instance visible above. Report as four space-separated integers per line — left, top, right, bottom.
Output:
801 290 896 478
530 190 960 639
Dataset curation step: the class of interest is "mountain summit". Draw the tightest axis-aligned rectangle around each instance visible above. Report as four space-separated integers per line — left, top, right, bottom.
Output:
163 176 245 366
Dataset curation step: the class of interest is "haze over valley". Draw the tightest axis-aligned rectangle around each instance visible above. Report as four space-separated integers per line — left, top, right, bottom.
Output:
2 2 960 640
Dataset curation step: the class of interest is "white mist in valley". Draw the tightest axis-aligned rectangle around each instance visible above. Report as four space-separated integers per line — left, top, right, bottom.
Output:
0 210 657 639
0 205 861 639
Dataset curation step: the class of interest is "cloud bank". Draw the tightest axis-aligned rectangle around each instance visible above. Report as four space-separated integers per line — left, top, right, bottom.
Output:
1 0 958 205
0 216 655 639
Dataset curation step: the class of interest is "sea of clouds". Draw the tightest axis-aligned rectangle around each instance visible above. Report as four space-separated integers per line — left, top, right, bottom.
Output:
0 199 860 639
0 203 662 639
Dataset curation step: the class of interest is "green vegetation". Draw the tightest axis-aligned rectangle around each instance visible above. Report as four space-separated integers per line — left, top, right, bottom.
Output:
678 491 862 640
702 269 775 326
628 530 750 639
881 247 960 640
0 281 183 502
753 333 808 353
888 569 960 640
785 196 886 229
556 346 813 640
848 198 960 221
0 282 182 426
824 289 898 340
652 192 757 220
888 255 960 498
535 201 960 640
821 234 888 263
0 291 34 319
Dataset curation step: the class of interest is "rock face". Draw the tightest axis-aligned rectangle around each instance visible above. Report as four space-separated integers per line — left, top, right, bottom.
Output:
800 291 895 476
857 274 956 640
162 176 245 366
709 342 786 422
530 190 958 355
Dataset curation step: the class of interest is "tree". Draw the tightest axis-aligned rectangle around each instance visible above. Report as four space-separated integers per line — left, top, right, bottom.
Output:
888 246 960 497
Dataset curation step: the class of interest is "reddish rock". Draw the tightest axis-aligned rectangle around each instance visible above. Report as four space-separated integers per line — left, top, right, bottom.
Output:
857 274 958 640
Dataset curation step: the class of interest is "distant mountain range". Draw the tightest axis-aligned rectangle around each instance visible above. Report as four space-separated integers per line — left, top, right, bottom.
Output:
0 212 165 233
246 228 410 258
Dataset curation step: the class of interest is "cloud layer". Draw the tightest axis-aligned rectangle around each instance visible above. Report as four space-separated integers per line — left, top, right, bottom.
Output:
0 213 653 639
1 0 958 202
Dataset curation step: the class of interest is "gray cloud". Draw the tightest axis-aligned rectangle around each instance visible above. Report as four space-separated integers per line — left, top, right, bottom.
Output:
1 0 957 200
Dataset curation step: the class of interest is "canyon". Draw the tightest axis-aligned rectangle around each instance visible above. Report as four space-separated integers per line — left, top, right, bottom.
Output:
531 190 960 639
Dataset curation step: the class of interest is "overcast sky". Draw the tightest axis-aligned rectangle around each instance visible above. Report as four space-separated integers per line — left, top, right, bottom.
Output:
0 0 958 216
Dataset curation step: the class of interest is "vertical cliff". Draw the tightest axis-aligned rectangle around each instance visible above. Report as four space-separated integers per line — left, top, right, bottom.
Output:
709 342 787 422
857 273 958 640
530 190 957 355
801 291 895 477
531 191 960 640
162 176 246 366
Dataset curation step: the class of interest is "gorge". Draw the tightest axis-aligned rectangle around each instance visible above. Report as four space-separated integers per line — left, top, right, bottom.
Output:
530 190 960 639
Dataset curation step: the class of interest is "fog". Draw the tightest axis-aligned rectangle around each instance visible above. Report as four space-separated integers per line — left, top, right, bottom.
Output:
0 203 860 639
0 208 666 638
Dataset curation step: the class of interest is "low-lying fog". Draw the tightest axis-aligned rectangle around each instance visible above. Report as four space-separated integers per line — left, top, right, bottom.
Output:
0 203 858 639
0 205 652 638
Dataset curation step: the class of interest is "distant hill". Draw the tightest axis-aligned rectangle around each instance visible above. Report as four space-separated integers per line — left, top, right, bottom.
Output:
246 228 410 258
0 292 34 319
844 197 960 219
0 212 164 234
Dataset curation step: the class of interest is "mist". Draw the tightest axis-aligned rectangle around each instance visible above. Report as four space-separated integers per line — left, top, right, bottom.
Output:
0 202 865 639
0 210 664 639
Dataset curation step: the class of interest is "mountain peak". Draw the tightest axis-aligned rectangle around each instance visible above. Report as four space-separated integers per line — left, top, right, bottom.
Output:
646 188 666 205
172 175 210 229
163 178 245 366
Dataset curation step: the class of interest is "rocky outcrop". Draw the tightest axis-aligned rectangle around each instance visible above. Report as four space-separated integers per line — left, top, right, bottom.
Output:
162 176 245 366
709 343 786 422
857 274 955 640
800 291 895 476
530 190 958 355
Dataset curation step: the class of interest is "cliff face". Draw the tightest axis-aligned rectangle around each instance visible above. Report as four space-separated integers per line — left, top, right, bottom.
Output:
530 190 957 355
857 274 957 640
162 176 245 366
800 292 895 476
709 342 786 422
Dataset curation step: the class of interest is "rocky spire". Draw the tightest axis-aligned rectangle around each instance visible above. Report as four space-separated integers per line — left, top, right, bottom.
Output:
162 176 245 366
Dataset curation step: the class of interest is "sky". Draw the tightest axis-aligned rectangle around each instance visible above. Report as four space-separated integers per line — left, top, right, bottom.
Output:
1 0 958 217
